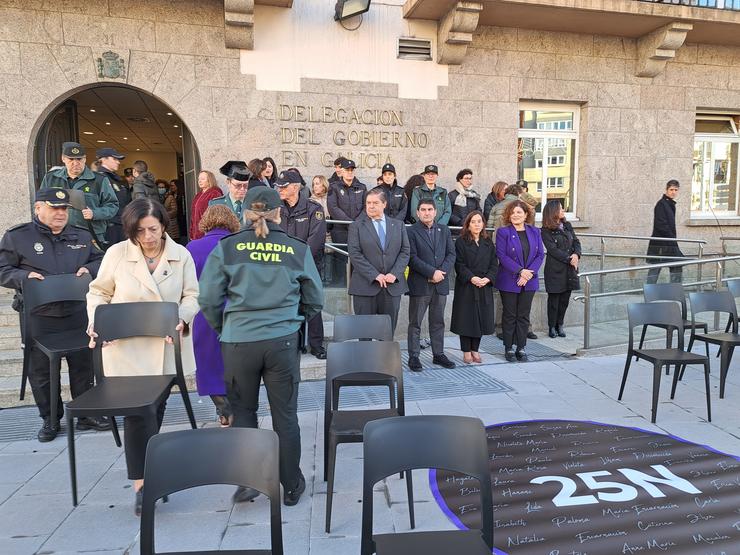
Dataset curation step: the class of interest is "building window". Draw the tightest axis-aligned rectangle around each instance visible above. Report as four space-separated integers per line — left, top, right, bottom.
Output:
692 114 740 216
518 103 579 215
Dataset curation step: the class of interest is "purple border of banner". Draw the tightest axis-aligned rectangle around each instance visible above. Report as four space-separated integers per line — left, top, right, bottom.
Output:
427 418 740 555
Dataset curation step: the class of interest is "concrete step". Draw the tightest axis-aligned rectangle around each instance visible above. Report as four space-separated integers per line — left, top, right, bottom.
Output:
0 348 23 377
0 325 21 350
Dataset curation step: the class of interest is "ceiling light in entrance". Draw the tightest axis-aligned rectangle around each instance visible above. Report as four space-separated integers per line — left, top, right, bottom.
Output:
89 109 96 113
334 0 371 20
83 131 94 135
96 140 106 143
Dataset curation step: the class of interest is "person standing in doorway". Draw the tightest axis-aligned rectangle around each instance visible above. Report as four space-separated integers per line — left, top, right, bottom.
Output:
131 160 159 202
96 147 129 245
209 161 251 222
647 179 684 284
190 170 223 240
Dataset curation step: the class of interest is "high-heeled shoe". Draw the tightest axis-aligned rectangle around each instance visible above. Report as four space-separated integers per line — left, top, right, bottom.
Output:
471 352 482 363
463 352 473 364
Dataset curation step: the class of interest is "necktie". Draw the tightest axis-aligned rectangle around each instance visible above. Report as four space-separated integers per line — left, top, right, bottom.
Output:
234 200 242 218
376 219 386 250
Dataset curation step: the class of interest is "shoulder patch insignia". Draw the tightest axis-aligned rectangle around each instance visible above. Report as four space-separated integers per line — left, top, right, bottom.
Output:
316 211 323 220
33 242 44 253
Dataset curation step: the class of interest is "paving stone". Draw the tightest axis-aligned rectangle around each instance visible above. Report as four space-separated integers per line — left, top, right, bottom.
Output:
0 536 47 555
0 482 21 504
0 492 72 537
0 451 56 484
40 502 140 552
221 519 310 554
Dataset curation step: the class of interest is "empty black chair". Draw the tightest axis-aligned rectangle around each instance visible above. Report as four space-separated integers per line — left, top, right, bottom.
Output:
332 314 393 342
361 415 493 555
618 302 710 423
324 340 410 533
20 273 92 424
638 283 708 353
684 290 740 399
140 428 283 555
719 278 740 335
65 302 196 505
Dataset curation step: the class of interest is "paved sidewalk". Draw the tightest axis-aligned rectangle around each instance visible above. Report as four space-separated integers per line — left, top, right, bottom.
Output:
2 348 740 554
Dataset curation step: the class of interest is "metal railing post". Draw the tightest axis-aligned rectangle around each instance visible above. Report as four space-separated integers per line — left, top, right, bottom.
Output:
346 258 353 314
599 238 606 293
583 276 591 350
697 243 704 283
715 261 723 330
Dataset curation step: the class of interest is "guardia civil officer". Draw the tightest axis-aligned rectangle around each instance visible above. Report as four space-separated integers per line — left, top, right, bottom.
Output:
95 147 130 245
276 170 328 359
375 163 408 221
0 189 108 442
198 187 323 506
40 142 118 249
209 161 252 222
327 158 366 286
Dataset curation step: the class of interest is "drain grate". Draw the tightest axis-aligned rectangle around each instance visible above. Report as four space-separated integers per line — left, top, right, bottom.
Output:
0 367 512 442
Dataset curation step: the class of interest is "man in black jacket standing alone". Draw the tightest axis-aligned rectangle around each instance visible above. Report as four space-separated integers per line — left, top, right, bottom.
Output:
646 179 683 284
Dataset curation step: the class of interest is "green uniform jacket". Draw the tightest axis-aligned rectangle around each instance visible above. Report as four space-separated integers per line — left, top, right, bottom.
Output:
409 183 451 225
198 222 323 343
40 167 118 239
208 194 241 215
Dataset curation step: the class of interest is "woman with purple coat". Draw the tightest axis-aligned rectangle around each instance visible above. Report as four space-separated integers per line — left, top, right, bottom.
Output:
495 200 545 363
186 205 241 425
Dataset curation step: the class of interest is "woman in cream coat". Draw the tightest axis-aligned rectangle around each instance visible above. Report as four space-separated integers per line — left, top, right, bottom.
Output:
86 198 198 515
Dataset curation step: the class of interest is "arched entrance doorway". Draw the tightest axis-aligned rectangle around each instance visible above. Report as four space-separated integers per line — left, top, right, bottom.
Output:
32 84 201 239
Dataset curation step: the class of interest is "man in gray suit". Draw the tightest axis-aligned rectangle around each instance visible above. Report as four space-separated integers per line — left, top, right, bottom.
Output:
406 199 456 371
347 188 410 333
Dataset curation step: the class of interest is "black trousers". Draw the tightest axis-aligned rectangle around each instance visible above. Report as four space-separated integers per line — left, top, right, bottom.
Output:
500 290 536 351
27 309 93 420
308 312 324 350
547 291 572 328
222 332 302 490
459 335 482 353
124 399 167 480
353 290 402 333
407 293 447 357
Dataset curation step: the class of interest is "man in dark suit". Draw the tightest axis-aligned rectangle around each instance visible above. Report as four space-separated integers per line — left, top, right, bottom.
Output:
347 188 410 333
406 199 456 371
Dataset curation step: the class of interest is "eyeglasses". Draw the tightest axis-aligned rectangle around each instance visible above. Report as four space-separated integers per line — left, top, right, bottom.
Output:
231 182 249 190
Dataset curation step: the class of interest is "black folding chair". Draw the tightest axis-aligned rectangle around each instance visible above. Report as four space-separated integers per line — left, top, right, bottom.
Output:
140 428 283 555
20 274 92 425
361 415 493 555
638 283 709 354
65 302 196 506
618 302 711 423
684 291 740 399
324 341 410 533
332 314 393 342
719 278 740 337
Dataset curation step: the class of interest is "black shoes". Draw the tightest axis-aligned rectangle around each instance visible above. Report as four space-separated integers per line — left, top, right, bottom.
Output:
527 331 538 340
515 350 529 362
408 355 423 372
556 326 566 338
549 327 557 338
76 416 112 431
496 332 504 340
504 350 516 362
310 346 327 360
432 354 456 369
284 473 306 506
232 486 261 503
38 418 60 442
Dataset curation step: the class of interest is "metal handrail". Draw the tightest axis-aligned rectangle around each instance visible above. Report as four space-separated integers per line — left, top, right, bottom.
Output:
575 255 740 349
577 233 706 245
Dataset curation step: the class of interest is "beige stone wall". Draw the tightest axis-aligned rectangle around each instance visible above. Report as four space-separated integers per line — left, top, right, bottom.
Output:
1 0 739 256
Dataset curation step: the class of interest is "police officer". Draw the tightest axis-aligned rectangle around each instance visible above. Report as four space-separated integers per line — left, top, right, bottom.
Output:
374 163 407 221
96 147 130 245
327 159 366 286
198 187 323 506
40 142 119 249
0 189 107 442
209 161 252 221
276 170 328 360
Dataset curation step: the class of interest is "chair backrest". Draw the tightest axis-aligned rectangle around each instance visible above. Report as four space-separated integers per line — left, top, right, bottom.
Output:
325 341 404 413
332 314 393 342
726 278 740 298
92 302 182 380
140 428 283 555
689 290 738 332
643 283 687 319
627 302 685 350
22 273 92 313
361 415 493 555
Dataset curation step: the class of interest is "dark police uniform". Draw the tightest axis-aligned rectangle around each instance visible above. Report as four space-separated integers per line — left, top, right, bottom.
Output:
0 189 103 430
198 187 323 496
277 171 327 356
376 163 407 221
97 148 130 245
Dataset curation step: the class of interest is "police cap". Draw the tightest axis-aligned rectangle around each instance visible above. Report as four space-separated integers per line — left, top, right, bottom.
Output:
96 147 125 160
515 179 528 188
422 164 438 175
220 160 251 181
35 188 71 207
339 159 356 170
62 142 86 159
381 163 396 174
274 170 302 187
245 186 281 211
123 167 134 177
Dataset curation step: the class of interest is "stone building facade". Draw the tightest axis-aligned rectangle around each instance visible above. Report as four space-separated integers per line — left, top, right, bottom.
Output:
2 0 740 253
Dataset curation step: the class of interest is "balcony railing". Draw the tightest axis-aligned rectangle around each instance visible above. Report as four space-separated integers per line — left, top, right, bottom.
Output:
639 0 740 11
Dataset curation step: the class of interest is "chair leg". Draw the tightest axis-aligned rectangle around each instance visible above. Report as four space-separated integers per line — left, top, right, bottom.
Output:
67 412 78 506
651 361 662 424
665 330 672 375
49 355 61 427
719 344 730 399
405 470 415 530
703 362 712 423
670 361 681 400
323 430 329 482
618 355 632 400
638 325 647 349
110 416 122 448
178 380 197 429
325 435 338 533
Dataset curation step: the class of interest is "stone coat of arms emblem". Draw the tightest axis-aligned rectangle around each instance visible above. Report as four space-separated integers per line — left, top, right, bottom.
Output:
96 51 126 79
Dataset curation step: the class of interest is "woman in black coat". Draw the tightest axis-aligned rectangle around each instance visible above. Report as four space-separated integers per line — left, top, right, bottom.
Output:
448 169 482 230
540 200 581 338
451 211 498 364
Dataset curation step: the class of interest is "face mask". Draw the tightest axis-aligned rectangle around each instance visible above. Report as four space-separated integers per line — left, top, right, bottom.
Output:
158 188 166 195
